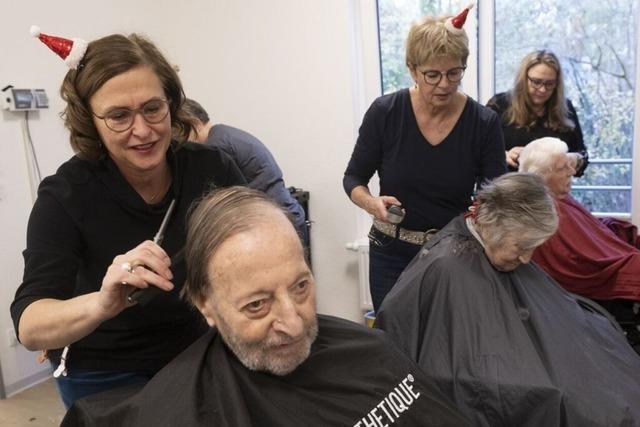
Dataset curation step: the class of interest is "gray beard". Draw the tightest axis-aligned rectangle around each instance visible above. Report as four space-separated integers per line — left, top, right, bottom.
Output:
217 315 319 376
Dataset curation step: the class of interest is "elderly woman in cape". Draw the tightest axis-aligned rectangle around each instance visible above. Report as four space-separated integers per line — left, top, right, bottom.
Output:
376 173 640 426
519 136 640 351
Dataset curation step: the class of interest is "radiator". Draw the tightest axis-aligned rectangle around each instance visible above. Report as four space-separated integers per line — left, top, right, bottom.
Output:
346 238 373 311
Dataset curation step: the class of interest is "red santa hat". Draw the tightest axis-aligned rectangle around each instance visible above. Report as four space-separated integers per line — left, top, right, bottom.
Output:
30 25 88 70
444 3 475 35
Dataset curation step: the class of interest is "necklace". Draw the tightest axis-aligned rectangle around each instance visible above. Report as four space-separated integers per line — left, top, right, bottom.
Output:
148 190 161 203
146 168 171 204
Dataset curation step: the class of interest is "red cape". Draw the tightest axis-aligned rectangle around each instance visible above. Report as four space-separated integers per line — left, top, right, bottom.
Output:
532 196 640 301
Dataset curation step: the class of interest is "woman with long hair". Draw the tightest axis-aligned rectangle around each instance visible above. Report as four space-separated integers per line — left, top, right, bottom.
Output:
487 50 588 175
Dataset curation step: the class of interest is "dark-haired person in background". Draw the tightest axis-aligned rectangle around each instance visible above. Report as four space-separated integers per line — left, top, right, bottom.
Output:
487 50 588 175
11 30 245 408
183 98 308 247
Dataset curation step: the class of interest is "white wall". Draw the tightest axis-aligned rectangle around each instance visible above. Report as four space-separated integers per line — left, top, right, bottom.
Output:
0 0 369 396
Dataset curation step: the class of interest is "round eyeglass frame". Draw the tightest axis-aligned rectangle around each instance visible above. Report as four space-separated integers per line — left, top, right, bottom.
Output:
526 76 557 91
93 99 171 133
419 66 466 86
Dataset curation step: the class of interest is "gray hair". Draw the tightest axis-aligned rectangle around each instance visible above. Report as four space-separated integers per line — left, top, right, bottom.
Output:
475 172 558 249
181 186 292 306
518 137 568 175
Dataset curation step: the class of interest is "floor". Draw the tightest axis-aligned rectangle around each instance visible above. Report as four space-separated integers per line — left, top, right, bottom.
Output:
0 379 66 426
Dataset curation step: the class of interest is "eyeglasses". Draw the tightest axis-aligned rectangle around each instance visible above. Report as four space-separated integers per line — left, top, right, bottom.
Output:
419 66 466 86
527 76 557 91
551 161 575 174
93 98 170 132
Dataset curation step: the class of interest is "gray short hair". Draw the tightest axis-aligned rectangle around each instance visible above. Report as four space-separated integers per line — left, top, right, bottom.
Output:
475 172 558 249
182 186 292 306
518 137 568 175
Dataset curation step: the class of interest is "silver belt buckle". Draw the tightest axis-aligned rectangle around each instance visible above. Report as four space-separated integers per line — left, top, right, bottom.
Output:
424 228 439 241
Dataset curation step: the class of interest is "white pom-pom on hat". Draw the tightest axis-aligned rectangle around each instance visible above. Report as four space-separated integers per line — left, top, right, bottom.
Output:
65 38 89 69
30 25 41 37
444 3 475 35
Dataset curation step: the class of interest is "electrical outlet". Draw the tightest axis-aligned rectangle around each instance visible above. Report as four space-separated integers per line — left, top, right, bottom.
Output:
6 328 18 347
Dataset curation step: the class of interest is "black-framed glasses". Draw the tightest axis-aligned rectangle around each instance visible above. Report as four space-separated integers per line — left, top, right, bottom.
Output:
93 98 170 132
420 66 466 86
527 76 557 91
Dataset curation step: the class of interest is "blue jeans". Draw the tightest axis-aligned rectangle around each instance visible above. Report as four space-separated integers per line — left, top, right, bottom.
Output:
55 369 155 409
369 227 421 313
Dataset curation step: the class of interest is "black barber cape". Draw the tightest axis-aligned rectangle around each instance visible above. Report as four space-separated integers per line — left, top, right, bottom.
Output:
62 315 469 427
376 215 640 426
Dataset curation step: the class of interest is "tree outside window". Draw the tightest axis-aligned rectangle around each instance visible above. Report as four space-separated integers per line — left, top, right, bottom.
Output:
378 0 448 93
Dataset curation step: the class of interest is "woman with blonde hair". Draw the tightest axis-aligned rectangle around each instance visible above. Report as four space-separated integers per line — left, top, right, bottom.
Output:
487 50 588 175
344 6 506 312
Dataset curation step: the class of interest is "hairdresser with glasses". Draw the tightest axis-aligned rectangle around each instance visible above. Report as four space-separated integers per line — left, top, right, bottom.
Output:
343 8 506 312
10 28 244 409
487 50 588 175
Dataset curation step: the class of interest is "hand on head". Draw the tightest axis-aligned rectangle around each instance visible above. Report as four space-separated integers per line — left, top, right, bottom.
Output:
506 146 524 168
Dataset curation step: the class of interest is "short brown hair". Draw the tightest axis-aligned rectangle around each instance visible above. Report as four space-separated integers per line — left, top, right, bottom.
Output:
60 33 195 161
182 186 294 306
405 15 469 69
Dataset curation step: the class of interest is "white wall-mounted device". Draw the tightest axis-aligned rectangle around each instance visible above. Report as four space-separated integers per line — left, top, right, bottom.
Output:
2 86 49 111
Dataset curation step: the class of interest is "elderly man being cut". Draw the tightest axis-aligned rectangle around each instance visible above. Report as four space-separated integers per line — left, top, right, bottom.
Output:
62 186 468 427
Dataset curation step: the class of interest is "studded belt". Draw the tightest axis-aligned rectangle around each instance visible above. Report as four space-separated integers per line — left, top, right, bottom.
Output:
372 219 438 246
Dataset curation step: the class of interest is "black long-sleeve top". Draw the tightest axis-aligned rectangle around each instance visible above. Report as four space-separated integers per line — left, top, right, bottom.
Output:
11 142 245 372
344 89 506 231
486 92 588 176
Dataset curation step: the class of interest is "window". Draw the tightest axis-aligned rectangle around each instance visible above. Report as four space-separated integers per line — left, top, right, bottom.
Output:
495 0 637 215
378 0 441 94
376 0 638 216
